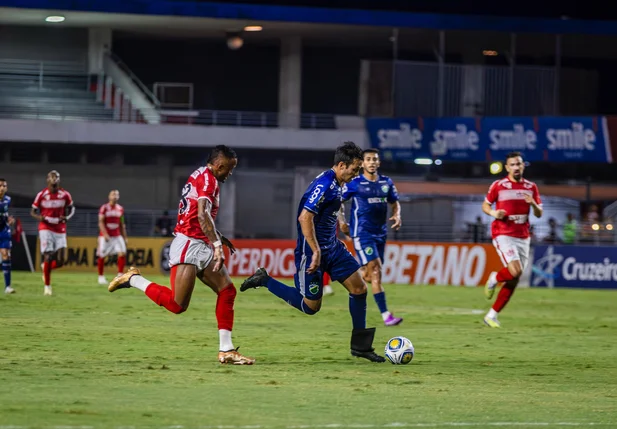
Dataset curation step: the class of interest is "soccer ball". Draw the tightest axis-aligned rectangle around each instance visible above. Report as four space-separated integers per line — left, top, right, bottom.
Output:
385 336 414 365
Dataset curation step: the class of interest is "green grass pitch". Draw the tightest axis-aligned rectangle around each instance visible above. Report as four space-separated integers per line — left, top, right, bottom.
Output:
0 271 616 428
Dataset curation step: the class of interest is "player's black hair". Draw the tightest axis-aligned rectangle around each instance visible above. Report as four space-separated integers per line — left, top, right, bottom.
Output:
0 178 5 182
505 151 523 162
334 141 363 167
207 145 237 164
362 148 379 157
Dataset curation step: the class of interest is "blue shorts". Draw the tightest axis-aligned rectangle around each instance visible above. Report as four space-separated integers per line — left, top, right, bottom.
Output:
0 238 11 249
294 240 360 300
352 235 386 265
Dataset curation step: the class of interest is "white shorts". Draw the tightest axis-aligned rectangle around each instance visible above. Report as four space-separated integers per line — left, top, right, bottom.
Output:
39 230 67 254
97 235 127 257
169 233 213 272
492 235 531 269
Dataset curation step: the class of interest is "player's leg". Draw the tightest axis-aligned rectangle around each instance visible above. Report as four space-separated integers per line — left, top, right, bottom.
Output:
329 242 385 363
354 235 401 325
197 265 255 365
241 247 323 315
109 263 194 314
485 235 524 300
108 234 198 314
366 236 402 326
39 230 56 295
0 246 14 294
116 236 127 276
53 233 67 268
484 236 524 327
97 236 109 285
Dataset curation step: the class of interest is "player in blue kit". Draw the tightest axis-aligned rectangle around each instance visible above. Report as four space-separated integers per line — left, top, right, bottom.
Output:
0 178 15 294
339 149 403 326
241 142 386 363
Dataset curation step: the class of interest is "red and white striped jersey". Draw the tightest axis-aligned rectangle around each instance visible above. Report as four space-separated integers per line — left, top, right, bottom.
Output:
174 166 220 243
32 188 73 233
485 177 542 239
98 203 124 237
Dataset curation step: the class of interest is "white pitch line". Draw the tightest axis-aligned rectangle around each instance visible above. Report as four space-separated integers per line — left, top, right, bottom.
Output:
0 422 612 429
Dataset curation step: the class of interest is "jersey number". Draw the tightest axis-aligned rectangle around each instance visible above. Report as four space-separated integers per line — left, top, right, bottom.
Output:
179 183 192 215
309 184 324 204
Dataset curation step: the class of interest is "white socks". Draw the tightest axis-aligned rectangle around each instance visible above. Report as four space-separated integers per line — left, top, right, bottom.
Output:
487 308 498 319
381 311 392 321
129 275 151 292
219 329 234 352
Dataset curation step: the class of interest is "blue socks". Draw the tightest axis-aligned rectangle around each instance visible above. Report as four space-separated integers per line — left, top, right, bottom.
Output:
349 292 367 329
373 291 388 314
267 277 317 315
2 259 10 288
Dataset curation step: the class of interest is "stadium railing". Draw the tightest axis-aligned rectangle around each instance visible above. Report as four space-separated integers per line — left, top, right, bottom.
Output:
0 58 89 91
9 208 616 245
158 110 339 129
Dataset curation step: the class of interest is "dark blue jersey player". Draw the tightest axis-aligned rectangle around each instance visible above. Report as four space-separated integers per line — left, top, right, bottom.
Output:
340 149 402 326
0 178 15 294
241 142 385 363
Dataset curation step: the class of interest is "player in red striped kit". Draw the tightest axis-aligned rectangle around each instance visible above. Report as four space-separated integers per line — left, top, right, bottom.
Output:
31 170 75 296
482 152 543 327
97 190 128 285
108 146 254 365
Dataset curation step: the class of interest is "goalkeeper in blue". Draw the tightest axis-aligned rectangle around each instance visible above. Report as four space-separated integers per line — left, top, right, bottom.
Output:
241 142 385 363
339 148 403 326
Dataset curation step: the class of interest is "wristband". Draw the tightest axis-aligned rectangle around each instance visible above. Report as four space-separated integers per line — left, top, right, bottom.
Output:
213 240 222 248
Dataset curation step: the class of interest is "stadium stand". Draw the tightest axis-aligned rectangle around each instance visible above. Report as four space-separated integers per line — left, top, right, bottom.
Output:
0 58 112 121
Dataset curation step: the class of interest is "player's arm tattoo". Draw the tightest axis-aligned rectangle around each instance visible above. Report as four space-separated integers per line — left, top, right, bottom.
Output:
298 209 320 254
338 203 350 235
198 198 220 245
338 203 346 224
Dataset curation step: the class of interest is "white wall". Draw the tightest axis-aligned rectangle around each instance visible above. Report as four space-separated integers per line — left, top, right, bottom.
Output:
0 119 368 150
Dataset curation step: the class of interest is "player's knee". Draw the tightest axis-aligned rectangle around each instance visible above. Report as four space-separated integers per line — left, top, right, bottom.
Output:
509 264 523 278
349 282 368 295
172 302 189 314
303 298 321 315
219 283 237 298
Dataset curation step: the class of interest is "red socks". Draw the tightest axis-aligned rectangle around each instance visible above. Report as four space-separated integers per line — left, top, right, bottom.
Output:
117 255 126 273
145 283 185 314
216 284 237 331
493 283 517 312
144 265 184 314
496 266 515 282
97 257 105 276
43 261 51 285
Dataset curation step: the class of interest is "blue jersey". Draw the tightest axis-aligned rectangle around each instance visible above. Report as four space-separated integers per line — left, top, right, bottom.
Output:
0 195 11 239
297 169 343 250
342 174 399 237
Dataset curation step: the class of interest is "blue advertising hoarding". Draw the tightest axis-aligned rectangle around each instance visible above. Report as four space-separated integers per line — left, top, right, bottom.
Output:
366 116 612 163
531 245 617 290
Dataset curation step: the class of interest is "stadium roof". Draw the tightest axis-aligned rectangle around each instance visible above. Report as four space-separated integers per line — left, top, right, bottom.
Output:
1 0 617 35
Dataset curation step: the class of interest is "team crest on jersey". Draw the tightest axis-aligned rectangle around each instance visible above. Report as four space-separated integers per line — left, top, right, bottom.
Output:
502 181 512 189
309 282 320 295
365 247 374 256
381 185 389 193
524 182 533 189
